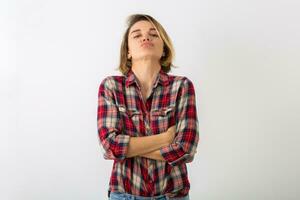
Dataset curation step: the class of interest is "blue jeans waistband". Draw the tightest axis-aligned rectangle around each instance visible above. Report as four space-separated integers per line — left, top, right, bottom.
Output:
109 191 190 200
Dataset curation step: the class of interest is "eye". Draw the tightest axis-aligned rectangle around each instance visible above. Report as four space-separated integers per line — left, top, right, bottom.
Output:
133 33 158 39
150 34 158 37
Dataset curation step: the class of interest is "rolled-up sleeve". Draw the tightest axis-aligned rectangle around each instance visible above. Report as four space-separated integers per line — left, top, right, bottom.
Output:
160 77 199 166
97 77 130 161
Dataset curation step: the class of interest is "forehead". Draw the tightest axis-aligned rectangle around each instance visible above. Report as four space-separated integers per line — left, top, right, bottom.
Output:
129 20 157 33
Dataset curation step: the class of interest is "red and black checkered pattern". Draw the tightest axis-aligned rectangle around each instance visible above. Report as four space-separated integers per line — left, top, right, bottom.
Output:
97 68 199 198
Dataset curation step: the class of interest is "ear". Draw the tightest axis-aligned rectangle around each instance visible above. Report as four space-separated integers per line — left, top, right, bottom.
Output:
128 51 131 58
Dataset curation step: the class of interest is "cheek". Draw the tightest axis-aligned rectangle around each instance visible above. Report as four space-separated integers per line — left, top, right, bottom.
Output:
155 45 164 54
155 41 164 51
127 39 134 50
128 41 139 52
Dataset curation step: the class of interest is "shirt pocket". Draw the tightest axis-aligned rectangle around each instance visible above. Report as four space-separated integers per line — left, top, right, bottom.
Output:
117 105 142 137
150 105 176 134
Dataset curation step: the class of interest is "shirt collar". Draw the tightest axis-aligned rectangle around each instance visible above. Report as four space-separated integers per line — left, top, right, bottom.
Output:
125 67 170 88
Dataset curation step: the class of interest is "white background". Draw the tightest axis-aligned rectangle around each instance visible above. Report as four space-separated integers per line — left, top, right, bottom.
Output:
1 0 300 199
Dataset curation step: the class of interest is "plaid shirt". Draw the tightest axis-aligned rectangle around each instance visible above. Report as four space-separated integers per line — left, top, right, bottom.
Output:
97 68 199 198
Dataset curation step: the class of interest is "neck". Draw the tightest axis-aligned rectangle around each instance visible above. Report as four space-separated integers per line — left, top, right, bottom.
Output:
131 60 161 90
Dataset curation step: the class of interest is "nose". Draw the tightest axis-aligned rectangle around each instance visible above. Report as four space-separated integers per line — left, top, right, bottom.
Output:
142 35 150 42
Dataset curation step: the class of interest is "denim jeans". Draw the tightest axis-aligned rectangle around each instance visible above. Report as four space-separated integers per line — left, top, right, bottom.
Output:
109 191 190 200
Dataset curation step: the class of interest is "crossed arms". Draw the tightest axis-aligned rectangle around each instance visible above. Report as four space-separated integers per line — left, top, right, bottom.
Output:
97 77 199 166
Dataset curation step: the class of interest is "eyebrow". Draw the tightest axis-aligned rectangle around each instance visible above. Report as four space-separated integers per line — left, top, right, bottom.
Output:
130 28 157 35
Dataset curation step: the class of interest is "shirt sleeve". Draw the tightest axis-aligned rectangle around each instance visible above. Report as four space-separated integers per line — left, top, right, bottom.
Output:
97 77 130 161
160 77 199 166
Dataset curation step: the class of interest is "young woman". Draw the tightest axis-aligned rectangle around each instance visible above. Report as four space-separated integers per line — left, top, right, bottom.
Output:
97 14 199 200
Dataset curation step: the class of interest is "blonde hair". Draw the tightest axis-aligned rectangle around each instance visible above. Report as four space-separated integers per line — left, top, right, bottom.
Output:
117 14 177 75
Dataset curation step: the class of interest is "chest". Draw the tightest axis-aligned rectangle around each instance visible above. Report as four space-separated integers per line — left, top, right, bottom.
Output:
115 85 177 136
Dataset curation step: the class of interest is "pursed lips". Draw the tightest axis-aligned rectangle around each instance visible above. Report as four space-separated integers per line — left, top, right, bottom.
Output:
141 42 154 47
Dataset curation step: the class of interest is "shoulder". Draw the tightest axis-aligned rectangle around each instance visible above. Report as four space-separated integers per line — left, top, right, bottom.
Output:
99 75 125 90
167 74 196 98
168 74 195 88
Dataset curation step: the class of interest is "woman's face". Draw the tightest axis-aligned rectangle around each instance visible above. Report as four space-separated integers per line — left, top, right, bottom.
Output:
127 20 164 63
